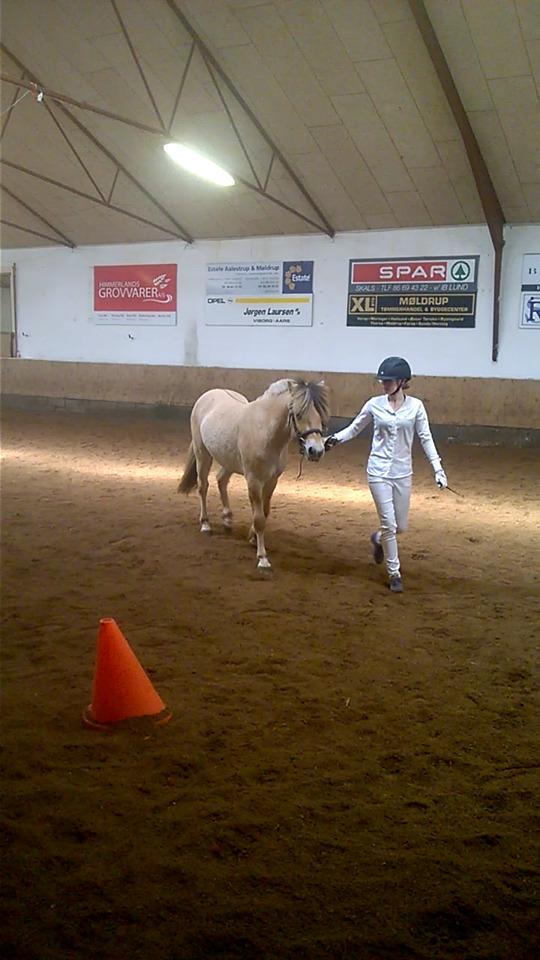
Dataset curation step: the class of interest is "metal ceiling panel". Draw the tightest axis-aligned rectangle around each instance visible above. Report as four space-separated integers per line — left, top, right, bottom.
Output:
1 0 538 249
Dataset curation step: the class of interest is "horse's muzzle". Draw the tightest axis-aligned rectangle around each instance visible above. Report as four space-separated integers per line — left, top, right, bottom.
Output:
304 442 325 462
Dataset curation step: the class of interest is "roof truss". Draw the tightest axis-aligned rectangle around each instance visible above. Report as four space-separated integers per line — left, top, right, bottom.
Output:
0 0 337 246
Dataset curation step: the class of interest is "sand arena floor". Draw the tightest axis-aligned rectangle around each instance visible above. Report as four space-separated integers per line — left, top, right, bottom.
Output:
1 407 539 960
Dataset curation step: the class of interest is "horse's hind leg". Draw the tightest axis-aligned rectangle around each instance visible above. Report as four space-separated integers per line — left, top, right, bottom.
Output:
194 446 213 534
216 466 233 531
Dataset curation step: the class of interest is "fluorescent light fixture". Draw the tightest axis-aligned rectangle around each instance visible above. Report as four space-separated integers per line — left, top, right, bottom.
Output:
163 142 235 187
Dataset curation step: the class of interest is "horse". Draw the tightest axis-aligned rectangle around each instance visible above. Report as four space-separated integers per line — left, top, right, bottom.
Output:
178 378 329 571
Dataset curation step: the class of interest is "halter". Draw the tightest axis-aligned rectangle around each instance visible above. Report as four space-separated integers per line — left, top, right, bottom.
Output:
288 406 323 451
288 403 325 481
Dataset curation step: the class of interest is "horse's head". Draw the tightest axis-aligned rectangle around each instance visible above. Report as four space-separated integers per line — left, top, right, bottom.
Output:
288 379 329 462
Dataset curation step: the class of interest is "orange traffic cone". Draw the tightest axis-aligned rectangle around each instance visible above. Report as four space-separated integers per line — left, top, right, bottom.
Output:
83 618 172 731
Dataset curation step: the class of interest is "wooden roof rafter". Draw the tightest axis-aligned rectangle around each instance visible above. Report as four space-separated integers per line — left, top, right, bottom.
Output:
1 69 29 141
109 0 167 134
0 45 193 244
0 217 73 247
164 0 335 238
1 0 337 243
408 0 506 361
1 183 76 247
1 158 183 239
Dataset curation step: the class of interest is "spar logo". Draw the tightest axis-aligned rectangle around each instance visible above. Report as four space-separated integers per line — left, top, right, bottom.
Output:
350 258 477 285
450 261 471 281
282 261 313 293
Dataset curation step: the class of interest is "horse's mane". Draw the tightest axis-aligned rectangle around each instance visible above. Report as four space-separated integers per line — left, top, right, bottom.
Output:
263 379 291 397
263 377 329 426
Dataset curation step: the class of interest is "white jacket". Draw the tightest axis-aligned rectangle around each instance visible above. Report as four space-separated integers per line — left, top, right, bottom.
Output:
333 395 441 479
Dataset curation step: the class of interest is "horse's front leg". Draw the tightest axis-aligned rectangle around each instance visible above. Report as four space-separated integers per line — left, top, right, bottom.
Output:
263 475 279 519
247 477 271 571
217 466 233 531
248 474 279 546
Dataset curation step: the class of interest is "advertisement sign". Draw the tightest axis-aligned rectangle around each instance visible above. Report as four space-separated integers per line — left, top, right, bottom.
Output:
519 254 540 328
205 261 314 326
347 256 479 328
93 263 177 325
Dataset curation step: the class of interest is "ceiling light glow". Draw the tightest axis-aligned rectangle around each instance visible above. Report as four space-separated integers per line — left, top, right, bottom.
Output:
163 143 235 187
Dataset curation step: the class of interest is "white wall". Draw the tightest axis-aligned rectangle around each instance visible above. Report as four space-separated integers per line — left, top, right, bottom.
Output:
1 223 539 379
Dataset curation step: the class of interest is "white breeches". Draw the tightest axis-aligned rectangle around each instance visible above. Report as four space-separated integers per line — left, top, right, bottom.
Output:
368 476 412 576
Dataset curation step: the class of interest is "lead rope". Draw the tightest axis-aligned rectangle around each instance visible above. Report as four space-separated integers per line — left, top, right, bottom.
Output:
288 406 304 480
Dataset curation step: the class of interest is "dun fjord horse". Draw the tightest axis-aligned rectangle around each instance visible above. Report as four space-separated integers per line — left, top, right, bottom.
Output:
178 378 329 571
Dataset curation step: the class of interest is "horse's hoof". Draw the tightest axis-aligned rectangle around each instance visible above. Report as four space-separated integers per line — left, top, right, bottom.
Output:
200 523 212 535
223 520 233 534
257 559 272 575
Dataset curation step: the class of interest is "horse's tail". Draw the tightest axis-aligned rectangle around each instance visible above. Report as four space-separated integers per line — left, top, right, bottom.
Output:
178 443 198 494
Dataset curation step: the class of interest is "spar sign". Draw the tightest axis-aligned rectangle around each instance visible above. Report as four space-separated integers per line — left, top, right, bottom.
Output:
347 256 479 328
93 263 177 325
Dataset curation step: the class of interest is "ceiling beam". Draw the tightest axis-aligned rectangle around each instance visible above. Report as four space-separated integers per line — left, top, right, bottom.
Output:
0 47 194 243
203 52 263 190
45 101 193 242
1 159 184 239
0 218 74 247
0 68 165 137
2 28 333 240
164 0 335 239
234 173 330 234
1 74 28 141
43 100 107 202
1 184 76 247
408 0 505 361
167 40 195 135
109 0 166 132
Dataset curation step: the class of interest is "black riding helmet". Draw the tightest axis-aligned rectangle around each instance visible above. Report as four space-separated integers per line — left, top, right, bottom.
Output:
376 357 412 381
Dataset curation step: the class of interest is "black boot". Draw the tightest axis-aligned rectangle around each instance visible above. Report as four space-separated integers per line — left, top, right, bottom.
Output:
370 532 384 564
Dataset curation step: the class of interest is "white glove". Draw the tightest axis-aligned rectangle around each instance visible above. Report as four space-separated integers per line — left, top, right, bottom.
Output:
324 435 339 451
435 468 448 489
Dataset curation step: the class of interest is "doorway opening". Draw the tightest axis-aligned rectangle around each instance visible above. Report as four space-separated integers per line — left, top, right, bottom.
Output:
0 269 17 357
